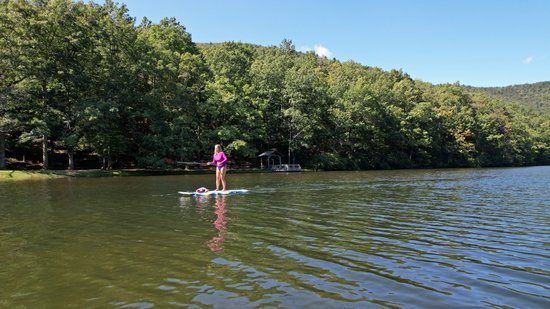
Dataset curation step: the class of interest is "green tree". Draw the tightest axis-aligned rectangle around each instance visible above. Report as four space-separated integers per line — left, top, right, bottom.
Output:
1 0 105 169
135 17 206 166
0 0 30 169
424 84 478 167
79 0 140 168
250 40 295 155
200 42 261 162
400 101 439 167
326 62 403 169
282 51 329 164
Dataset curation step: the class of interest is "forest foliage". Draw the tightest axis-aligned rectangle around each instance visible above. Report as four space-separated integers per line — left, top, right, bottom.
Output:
1 0 549 170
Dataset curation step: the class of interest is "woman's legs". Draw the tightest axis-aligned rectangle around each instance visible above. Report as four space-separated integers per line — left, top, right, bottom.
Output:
216 167 221 191
218 166 226 191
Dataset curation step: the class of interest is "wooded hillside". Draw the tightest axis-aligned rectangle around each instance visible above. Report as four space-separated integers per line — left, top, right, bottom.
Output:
465 82 550 114
1 0 549 171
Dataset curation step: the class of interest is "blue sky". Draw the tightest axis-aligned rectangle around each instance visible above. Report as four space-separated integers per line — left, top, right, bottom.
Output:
114 0 549 87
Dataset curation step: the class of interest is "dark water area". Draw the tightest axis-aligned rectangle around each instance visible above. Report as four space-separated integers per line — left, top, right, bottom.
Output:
1 167 549 308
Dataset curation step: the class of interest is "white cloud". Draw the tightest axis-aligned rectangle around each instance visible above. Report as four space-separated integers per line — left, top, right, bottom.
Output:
523 56 534 64
314 45 332 58
298 44 333 58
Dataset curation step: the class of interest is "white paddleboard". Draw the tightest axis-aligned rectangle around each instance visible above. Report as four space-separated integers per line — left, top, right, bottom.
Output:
178 189 249 196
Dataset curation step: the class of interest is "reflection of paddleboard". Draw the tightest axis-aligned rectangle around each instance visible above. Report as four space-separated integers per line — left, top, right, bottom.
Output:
178 189 249 196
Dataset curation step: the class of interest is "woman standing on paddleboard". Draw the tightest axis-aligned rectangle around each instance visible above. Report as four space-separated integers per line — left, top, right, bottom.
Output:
209 144 228 191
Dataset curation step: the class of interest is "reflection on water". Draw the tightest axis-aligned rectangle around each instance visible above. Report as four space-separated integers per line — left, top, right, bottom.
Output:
2 167 550 308
208 196 228 253
179 195 229 253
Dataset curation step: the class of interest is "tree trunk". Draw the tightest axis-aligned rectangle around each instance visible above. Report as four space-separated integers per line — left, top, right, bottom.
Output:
0 133 6 170
288 132 291 165
68 148 74 170
42 135 49 170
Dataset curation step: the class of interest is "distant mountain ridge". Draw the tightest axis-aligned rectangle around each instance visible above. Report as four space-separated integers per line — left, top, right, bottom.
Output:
465 82 550 114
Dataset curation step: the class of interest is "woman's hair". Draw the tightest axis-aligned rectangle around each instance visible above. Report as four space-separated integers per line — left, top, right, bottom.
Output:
214 144 221 154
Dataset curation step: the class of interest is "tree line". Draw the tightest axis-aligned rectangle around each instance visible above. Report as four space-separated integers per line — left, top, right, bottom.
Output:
1 0 549 170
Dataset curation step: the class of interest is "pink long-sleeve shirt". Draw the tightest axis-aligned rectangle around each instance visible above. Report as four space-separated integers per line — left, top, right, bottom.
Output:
210 152 228 167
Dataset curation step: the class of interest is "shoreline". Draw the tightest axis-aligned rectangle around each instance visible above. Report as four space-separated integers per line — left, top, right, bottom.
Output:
2 165 548 181
0 168 268 181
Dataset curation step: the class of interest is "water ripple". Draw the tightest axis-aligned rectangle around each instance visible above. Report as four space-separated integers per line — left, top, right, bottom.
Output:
2 167 550 308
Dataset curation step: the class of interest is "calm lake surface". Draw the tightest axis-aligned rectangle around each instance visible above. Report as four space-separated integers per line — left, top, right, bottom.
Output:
1 167 549 308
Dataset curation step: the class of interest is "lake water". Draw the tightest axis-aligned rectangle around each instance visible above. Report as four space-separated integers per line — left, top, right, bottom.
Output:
1 167 549 308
